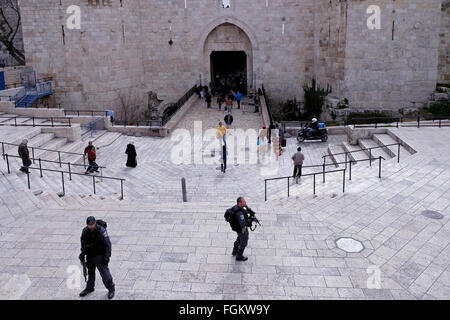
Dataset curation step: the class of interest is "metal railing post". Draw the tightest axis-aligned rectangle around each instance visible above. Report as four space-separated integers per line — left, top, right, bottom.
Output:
397 143 400 163
61 171 65 195
121 180 124 200
349 160 352 181
379 156 382 179
6 154 10 173
68 162 72 181
32 147 35 164
343 169 346 193
322 163 325 183
93 176 96 194
69 118 71 127
32 117 35 127
14 117 17 127
417 116 420 128
58 152 62 168
313 174 316 195
51 118 54 127
287 177 290 198
345 152 348 170
27 171 31 189
265 180 267 201
39 158 43 177
181 178 187 202
369 149 372 167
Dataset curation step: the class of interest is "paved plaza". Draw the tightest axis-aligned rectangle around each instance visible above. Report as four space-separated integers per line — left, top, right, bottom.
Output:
0 98 449 300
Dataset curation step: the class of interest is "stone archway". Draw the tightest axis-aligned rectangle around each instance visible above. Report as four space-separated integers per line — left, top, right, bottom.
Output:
203 22 254 94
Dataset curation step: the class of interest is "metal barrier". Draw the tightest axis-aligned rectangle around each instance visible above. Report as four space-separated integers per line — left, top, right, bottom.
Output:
1 141 86 168
346 114 450 128
64 110 110 117
323 143 401 166
4 154 124 199
0 115 72 127
264 169 346 201
161 85 198 126
264 156 386 201
261 84 273 125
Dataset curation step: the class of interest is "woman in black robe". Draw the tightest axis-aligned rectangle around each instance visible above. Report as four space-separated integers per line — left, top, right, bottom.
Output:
125 142 137 168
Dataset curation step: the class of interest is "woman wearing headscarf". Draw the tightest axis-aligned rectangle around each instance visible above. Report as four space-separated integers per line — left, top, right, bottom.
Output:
125 142 137 168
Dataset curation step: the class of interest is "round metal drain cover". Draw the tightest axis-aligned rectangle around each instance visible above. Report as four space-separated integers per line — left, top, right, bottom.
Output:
336 237 364 253
421 210 444 220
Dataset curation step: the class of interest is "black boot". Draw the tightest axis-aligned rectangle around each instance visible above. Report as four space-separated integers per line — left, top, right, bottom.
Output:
236 248 248 261
107 289 115 299
79 288 94 297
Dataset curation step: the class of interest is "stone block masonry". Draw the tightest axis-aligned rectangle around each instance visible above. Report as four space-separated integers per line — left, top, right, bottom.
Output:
15 0 448 114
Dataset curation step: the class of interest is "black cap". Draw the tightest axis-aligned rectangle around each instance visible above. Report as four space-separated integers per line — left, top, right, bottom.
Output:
86 216 96 225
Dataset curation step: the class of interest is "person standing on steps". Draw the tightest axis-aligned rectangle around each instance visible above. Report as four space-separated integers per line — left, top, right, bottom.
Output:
84 141 98 174
268 122 276 144
292 147 305 184
224 111 234 129
217 95 224 111
235 91 242 110
225 96 233 112
221 145 227 173
79 216 115 299
125 141 137 168
205 90 212 109
230 197 253 261
216 122 227 148
18 139 31 174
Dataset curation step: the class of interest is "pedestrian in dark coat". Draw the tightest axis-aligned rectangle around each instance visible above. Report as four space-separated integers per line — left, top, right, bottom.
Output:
79 216 115 299
18 139 31 174
125 142 137 168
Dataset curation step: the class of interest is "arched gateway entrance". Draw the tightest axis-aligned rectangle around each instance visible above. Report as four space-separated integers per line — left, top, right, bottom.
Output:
203 22 253 95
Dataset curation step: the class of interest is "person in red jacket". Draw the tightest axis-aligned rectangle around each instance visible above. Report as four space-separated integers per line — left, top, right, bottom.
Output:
84 141 99 174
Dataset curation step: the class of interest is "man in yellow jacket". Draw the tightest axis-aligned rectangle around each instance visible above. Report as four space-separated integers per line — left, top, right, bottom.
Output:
217 122 227 147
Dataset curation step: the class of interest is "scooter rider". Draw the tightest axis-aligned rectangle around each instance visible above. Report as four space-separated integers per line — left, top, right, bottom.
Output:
308 118 319 138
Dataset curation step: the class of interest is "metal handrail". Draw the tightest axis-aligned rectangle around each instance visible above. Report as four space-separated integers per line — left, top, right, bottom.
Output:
4 153 105 170
0 115 72 127
264 169 346 201
4 154 124 199
261 84 273 125
323 143 400 161
1 141 86 168
161 85 197 126
64 110 110 117
264 156 387 201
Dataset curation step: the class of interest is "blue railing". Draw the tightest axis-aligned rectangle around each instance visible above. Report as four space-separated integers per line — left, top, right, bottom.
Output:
15 81 53 108
82 118 104 138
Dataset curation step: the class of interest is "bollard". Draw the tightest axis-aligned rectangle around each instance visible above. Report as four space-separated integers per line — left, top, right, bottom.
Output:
181 178 187 202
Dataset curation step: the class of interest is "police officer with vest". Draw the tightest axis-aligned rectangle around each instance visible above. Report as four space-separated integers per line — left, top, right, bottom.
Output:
79 216 115 299
231 197 253 261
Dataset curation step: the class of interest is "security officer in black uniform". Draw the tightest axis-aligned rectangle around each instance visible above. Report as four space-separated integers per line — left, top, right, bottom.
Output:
79 216 115 299
231 197 253 261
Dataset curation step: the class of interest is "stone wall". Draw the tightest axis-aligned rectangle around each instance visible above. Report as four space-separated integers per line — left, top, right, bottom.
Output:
344 0 442 111
17 0 447 114
438 0 450 83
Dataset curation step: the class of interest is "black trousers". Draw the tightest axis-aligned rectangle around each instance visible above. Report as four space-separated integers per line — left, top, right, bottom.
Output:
237 100 241 109
86 255 115 291
234 228 249 254
293 165 303 178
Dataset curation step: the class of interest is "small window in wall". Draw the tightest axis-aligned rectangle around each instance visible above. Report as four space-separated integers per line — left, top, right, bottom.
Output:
222 0 231 8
